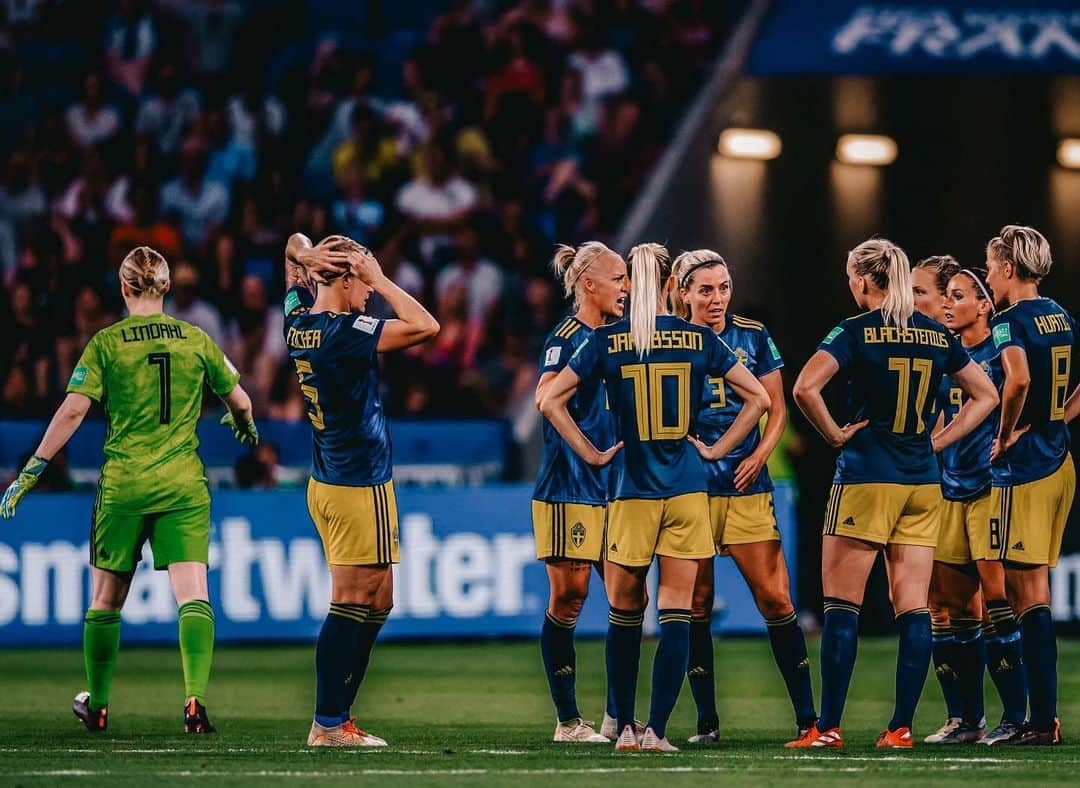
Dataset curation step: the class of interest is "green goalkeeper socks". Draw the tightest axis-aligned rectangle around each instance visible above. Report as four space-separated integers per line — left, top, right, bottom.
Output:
178 600 215 704
83 609 122 709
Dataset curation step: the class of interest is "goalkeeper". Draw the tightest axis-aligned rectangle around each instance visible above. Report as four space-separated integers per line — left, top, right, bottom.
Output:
0 246 257 734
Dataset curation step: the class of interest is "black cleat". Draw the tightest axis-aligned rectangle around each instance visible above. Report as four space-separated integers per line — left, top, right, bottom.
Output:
1010 718 1063 746
73 691 107 732
184 697 217 733
980 718 1024 745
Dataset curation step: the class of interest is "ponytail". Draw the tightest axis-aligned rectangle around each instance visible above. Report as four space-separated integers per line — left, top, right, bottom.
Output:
627 242 671 358
550 241 612 307
119 246 170 298
849 238 913 328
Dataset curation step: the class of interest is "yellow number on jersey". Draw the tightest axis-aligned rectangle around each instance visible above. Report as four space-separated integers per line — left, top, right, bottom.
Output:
621 362 691 441
1051 346 1070 421
707 376 726 408
887 357 933 433
293 359 325 430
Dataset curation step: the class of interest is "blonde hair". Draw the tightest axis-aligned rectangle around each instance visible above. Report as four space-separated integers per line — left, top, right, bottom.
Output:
627 242 671 358
551 241 614 307
849 238 913 327
119 246 170 298
316 234 365 282
914 254 960 295
670 249 727 319
987 224 1052 282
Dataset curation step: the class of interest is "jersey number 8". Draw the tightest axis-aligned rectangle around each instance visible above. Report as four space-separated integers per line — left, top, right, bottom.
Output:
621 362 690 441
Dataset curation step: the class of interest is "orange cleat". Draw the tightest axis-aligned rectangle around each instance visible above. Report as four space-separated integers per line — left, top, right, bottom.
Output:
785 725 843 748
876 727 913 748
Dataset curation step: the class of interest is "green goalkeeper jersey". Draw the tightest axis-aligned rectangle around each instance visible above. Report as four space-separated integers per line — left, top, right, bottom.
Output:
66 313 240 513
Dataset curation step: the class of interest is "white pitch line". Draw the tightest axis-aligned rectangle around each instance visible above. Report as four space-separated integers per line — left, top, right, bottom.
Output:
774 755 1080 764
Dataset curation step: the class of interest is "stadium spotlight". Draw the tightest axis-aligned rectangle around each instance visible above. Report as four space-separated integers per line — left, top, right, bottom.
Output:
835 134 898 166
1057 138 1080 169
717 128 782 160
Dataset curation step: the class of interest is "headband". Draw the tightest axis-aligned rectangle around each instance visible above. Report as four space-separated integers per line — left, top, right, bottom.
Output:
959 268 995 314
679 258 726 289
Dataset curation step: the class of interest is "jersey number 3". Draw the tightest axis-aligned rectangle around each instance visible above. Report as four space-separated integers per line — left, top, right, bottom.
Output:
293 359 325 430
621 362 690 441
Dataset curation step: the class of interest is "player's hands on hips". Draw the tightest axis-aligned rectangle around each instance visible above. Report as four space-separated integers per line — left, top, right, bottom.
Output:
828 420 869 449
0 454 47 519
220 412 260 446
733 450 767 492
990 425 1029 463
589 442 623 467
687 434 723 461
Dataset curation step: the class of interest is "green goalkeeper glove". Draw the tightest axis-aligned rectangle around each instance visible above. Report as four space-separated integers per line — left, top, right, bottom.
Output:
1 454 48 519
220 412 259 446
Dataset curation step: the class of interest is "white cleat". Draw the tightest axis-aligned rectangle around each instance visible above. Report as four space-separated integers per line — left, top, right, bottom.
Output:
307 718 388 747
687 728 719 744
614 724 641 751
924 717 962 744
601 712 644 742
553 718 609 743
641 726 679 752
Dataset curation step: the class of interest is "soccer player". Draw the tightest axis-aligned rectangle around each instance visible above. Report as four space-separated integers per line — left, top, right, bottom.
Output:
540 242 769 752
982 225 1077 745
670 250 816 744
791 238 998 748
533 242 628 743
0 246 257 733
284 233 439 747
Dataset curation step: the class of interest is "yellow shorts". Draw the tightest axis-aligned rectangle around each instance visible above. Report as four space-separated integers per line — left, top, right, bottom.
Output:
823 482 942 547
989 457 1076 567
532 500 606 561
306 478 399 566
606 492 713 567
709 493 779 553
935 492 991 565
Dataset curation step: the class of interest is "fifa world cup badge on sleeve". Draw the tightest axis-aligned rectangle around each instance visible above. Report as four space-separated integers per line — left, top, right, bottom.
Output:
823 326 843 344
284 290 302 315
69 365 88 386
992 323 1011 347
768 337 782 360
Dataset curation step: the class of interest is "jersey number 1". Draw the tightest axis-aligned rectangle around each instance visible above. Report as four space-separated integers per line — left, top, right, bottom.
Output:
147 352 171 425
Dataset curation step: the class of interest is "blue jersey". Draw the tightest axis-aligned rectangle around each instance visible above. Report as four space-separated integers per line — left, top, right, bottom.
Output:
283 286 392 487
935 335 1002 501
533 316 614 505
697 315 784 497
990 297 1076 486
568 314 739 499
818 309 970 485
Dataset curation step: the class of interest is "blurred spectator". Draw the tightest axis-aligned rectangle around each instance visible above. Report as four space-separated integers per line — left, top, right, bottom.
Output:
567 22 630 109
136 64 201 157
435 219 503 324
104 0 158 98
226 274 285 412
395 137 477 263
226 86 286 149
65 72 121 150
331 164 385 248
0 152 47 280
107 183 183 268
56 284 117 385
1 281 52 416
331 104 402 195
165 260 226 347
235 442 280 489
204 107 256 189
365 232 424 320
182 0 245 80
159 140 229 251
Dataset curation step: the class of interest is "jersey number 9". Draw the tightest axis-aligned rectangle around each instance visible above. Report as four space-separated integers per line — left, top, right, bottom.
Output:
293 359 325 430
621 362 690 441
887 357 933 434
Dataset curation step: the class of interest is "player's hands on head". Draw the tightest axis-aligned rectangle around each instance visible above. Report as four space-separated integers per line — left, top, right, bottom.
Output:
220 412 260 446
297 242 351 284
0 454 47 519
346 246 384 286
589 441 623 467
829 419 869 449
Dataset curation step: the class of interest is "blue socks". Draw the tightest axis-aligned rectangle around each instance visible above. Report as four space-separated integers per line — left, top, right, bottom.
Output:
931 620 964 719
541 611 580 723
818 597 860 731
889 607 932 731
343 606 391 715
766 611 818 729
606 606 644 733
1019 604 1056 731
951 617 985 724
314 603 368 727
687 615 718 729
647 609 691 740
986 600 1027 725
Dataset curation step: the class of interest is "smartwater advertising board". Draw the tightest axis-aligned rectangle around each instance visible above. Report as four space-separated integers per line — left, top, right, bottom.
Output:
0 484 804 645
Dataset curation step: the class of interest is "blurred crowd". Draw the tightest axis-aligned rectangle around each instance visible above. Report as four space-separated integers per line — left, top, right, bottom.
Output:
0 0 733 424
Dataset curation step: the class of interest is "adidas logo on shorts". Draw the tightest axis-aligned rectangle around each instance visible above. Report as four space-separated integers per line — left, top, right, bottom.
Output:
1012 541 1025 551
842 516 856 526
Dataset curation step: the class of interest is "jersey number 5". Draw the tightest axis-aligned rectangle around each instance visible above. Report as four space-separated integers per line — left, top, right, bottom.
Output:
147 352 171 425
293 359 325 430
887 357 933 433
621 362 690 441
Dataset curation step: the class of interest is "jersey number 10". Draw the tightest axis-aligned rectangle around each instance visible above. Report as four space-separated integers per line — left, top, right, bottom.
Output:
621 362 690 441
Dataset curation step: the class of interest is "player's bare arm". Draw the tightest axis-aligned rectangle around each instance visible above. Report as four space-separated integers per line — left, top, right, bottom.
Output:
344 248 440 352
792 351 869 449
539 366 622 467
689 362 770 462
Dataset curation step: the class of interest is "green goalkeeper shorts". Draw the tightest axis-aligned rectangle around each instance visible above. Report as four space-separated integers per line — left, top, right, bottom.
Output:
90 503 211 572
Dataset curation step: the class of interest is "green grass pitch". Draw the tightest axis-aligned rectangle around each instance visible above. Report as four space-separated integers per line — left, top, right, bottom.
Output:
2 637 1080 786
